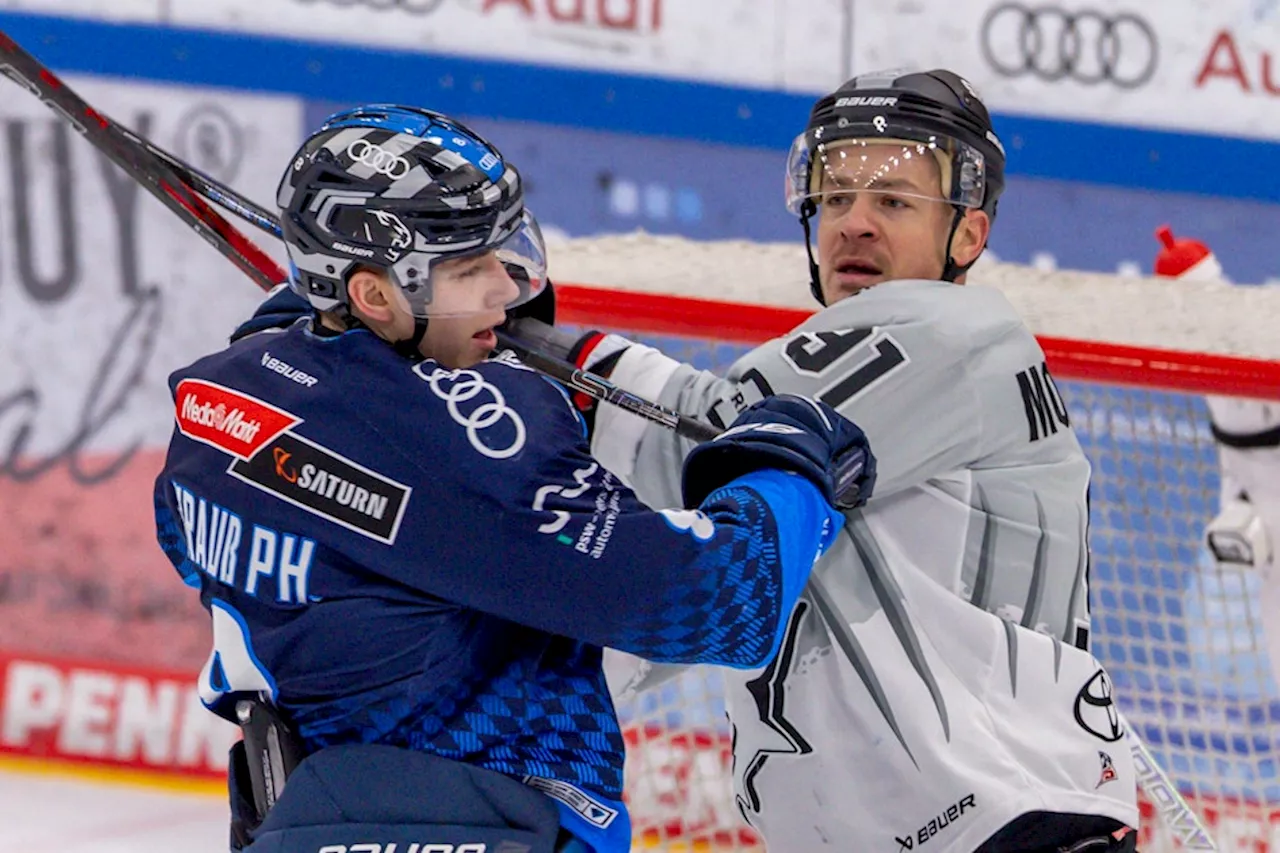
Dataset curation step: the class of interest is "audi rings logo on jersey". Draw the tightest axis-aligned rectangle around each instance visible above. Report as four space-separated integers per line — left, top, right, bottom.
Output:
346 139 413 179
980 4 1158 88
418 366 527 459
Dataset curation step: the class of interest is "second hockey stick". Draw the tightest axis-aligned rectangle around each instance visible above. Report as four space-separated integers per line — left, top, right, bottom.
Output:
0 37 712 445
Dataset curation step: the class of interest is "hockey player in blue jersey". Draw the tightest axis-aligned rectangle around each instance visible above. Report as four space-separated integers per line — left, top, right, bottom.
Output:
153 105 877 853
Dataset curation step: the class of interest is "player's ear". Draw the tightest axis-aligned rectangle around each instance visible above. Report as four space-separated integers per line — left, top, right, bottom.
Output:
346 266 397 324
949 209 991 270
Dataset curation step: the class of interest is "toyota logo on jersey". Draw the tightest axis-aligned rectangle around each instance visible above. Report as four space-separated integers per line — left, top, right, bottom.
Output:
1073 668 1125 742
346 138 413 179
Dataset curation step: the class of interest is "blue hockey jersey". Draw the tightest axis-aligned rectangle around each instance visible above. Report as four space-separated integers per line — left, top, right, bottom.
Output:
153 319 839 850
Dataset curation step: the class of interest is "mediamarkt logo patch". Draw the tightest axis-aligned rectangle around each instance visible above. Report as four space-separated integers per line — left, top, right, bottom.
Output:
175 379 300 460
175 378 410 544
229 431 411 545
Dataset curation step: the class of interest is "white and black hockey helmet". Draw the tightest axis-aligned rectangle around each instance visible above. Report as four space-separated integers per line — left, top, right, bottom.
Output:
786 69 1007 301
278 105 547 324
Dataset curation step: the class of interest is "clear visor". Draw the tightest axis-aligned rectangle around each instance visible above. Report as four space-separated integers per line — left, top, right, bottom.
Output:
386 209 548 319
785 133 987 215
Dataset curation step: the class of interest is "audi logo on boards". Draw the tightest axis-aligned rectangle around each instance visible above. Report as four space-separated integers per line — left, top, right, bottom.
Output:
980 4 1158 88
346 139 413 179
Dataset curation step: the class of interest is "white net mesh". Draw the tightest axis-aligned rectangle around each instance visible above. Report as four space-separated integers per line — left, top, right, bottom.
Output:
552 232 1280 851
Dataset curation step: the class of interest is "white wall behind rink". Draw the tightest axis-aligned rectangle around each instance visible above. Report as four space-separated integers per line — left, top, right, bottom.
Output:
0 75 296 456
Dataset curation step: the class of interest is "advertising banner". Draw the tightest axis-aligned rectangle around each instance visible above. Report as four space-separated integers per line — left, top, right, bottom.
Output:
853 0 1280 141
16 0 1280 145
0 75 301 670
0 0 159 20
0 651 236 774
40 0 849 94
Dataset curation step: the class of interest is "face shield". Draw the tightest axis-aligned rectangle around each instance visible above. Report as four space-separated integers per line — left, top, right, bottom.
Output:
319 199 549 319
785 130 989 217
386 210 548 319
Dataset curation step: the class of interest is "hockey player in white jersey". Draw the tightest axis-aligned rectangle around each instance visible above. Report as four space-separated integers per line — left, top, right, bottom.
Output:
511 69 1140 852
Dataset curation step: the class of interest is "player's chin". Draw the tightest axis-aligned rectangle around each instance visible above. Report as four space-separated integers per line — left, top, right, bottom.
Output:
825 272 887 301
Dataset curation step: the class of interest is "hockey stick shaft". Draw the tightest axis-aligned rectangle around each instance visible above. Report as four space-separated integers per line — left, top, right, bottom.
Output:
494 331 719 442
0 28 711 446
0 28 285 292
140 137 284 239
0 29 705 447
100 152 719 445
1126 721 1217 849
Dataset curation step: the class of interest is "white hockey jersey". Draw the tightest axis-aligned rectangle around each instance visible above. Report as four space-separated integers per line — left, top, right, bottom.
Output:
595 280 1139 852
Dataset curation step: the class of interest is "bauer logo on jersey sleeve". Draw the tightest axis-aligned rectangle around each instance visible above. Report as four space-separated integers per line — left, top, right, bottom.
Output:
174 379 301 460
228 431 411 545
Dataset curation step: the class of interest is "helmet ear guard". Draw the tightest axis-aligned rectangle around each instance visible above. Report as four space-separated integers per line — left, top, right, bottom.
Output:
791 69 1006 302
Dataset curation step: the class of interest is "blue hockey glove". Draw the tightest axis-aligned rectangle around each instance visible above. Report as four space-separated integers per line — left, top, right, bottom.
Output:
230 284 312 343
682 394 877 511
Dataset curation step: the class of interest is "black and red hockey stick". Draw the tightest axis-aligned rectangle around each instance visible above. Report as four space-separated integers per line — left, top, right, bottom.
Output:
0 29 285 293
0 28 714 441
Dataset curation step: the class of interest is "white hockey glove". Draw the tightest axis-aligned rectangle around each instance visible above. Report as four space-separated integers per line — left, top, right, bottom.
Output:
504 317 633 377
503 317 636 423
1207 496 1272 572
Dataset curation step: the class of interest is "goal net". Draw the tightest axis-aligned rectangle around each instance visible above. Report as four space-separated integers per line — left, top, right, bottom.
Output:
548 233 1280 852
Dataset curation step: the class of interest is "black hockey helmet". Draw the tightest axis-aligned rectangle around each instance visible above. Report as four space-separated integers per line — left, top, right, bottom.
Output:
786 69 1007 302
277 105 547 335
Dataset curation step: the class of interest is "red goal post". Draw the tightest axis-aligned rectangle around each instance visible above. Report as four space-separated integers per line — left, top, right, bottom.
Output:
555 282 1280 400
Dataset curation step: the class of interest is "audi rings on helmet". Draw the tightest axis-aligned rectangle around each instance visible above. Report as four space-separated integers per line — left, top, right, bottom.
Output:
346 139 413 179
980 4 1158 89
421 367 527 460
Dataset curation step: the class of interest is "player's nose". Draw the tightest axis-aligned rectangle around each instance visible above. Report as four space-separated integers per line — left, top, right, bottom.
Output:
486 259 522 308
838 195 883 240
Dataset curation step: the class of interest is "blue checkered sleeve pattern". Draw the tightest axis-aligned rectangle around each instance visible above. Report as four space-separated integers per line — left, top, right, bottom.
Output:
612 483 783 668
287 638 627 798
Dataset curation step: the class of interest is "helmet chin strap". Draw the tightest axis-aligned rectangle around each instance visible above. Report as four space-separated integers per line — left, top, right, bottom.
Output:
940 206 974 283
800 201 826 306
337 303 430 362
801 203 976 303
391 316 430 361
